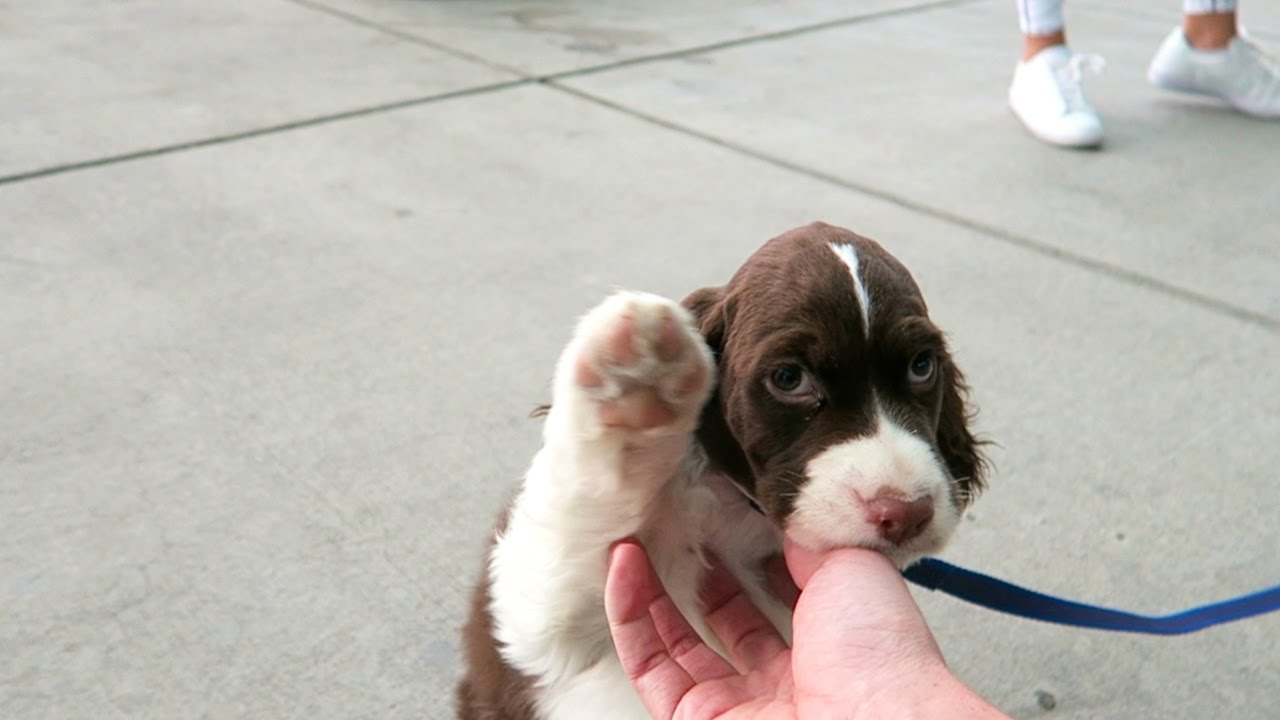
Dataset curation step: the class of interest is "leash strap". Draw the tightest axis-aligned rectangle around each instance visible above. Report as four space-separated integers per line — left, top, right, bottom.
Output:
903 558 1280 635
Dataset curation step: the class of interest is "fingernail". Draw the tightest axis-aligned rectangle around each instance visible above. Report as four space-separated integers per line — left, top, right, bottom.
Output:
608 538 637 565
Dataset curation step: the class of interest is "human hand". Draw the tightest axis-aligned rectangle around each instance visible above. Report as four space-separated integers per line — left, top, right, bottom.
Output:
604 539 1009 719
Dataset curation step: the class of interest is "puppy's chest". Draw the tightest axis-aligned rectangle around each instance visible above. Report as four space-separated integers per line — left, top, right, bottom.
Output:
637 470 789 642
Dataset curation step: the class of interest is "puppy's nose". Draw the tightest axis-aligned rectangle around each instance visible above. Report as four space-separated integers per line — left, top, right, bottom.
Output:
865 493 934 545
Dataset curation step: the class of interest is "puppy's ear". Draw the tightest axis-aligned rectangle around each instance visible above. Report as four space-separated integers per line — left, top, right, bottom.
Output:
683 285 753 488
937 356 988 506
681 286 726 354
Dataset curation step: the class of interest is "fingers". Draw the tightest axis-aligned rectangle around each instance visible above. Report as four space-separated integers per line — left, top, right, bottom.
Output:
698 555 788 672
605 541 734 720
648 586 742 684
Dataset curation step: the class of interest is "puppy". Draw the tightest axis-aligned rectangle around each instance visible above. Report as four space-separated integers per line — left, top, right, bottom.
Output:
457 222 985 720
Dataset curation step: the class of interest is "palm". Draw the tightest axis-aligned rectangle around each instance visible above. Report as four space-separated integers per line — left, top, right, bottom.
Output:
683 653 796 719
605 544 839 720
605 540 1008 720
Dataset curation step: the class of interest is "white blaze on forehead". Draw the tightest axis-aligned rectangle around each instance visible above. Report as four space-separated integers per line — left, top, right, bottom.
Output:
828 243 871 336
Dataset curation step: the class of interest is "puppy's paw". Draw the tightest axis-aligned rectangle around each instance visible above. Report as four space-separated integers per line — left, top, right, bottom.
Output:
568 292 714 433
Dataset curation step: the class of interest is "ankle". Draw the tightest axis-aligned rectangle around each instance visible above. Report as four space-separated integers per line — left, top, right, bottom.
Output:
1023 31 1067 61
1183 12 1237 51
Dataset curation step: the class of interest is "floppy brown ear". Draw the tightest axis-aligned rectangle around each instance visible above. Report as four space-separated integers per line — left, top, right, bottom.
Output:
936 355 988 506
681 286 726 354
682 286 753 486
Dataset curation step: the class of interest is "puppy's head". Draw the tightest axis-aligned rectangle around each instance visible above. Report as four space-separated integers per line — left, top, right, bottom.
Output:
685 222 985 565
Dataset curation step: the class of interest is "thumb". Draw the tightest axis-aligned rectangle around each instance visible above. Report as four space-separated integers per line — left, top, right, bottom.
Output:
783 537 914 601
784 537 944 664
784 537 901 589
781 537 829 589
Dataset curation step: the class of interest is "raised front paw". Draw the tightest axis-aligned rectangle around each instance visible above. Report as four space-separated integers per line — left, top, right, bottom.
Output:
563 291 714 433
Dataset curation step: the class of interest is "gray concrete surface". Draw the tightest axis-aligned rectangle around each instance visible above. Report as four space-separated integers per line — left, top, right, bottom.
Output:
2 1 1277 718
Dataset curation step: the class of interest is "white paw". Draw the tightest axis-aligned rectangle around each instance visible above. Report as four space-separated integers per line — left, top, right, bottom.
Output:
566 292 714 433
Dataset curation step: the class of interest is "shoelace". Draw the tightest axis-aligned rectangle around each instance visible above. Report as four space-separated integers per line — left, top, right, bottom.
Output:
1056 53 1106 112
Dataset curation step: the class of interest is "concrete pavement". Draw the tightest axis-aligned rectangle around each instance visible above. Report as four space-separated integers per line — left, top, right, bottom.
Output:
3 1 1278 718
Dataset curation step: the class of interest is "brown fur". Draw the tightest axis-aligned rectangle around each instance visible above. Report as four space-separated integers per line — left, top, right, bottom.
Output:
456 511 537 720
686 222 985 524
456 222 986 719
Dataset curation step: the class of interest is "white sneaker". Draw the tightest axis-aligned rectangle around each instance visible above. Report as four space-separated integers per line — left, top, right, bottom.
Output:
1009 45 1106 148
1148 27 1280 118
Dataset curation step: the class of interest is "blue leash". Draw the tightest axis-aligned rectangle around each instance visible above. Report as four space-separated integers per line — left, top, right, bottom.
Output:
903 558 1280 635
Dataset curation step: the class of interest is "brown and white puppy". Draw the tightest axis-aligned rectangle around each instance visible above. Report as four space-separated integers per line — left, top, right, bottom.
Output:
457 222 985 720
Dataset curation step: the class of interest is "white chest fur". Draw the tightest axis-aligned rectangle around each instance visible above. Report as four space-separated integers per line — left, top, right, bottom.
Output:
489 457 786 720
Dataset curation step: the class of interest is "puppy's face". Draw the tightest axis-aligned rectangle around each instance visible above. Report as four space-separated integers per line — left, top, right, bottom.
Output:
686 223 985 565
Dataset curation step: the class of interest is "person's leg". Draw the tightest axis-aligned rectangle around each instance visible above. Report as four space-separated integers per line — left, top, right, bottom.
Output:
1148 0 1280 118
1017 0 1067 59
1182 1 1238 50
1010 0 1106 147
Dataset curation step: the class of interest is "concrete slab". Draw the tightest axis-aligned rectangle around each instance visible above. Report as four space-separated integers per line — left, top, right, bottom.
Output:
561 0 1280 322
3 80 1277 719
308 0 940 76
0 0 514 180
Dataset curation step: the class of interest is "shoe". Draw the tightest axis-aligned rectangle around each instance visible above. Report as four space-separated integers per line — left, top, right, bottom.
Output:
1009 45 1106 148
1148 27 1280 118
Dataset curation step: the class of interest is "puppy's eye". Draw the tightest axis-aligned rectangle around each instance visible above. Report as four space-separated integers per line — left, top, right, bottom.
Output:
769 364 813 396
908 350 937 386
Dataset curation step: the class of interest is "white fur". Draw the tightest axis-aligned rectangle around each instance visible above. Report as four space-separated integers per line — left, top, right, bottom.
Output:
486 289 953 718
829 242 871 335
487 292 785 720
787 409 960 567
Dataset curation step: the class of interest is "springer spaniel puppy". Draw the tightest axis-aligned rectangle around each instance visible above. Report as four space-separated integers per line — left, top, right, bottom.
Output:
457 222 985 720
